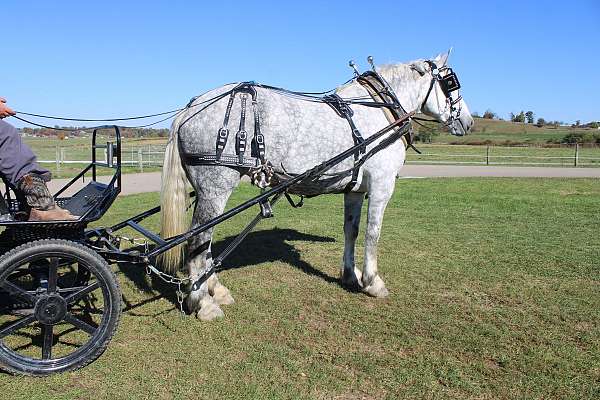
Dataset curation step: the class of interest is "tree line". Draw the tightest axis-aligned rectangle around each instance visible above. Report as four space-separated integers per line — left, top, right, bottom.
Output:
473 109 599 129
20 126 170 138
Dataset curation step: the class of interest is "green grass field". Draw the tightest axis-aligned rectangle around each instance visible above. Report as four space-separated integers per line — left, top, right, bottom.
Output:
1 178 598 399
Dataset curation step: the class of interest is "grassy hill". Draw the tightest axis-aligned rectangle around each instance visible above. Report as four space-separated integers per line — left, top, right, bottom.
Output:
418 117 598 145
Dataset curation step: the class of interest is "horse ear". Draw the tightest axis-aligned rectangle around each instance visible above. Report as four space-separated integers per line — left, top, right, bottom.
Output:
410 61 428 76
434 48 452 66
443 47 453 65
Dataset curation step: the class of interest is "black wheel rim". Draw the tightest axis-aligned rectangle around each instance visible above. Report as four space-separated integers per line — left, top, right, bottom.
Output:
0 250 114 371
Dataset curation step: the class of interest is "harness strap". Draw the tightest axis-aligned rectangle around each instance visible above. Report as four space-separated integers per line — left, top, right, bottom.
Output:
215 93 236 161
322 93 368 193
235 94 248 164
323 94 365 155
251 99 266 164
183 152 259 168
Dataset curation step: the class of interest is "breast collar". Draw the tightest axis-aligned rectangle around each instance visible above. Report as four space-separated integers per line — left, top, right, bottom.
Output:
354 70 419 153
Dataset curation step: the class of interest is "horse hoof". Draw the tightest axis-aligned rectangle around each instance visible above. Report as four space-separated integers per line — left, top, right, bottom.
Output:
340 267 363 290
208 275 235 305
363 275 389 298
196 298 225 321
213 284 235 305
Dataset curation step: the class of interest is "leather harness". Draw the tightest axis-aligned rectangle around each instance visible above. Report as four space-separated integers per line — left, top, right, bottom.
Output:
181 70 418 192
182 83 266 168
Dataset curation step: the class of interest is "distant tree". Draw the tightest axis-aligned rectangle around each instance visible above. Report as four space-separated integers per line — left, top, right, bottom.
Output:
525 111 534 124
573 120 581 127
511 111 525 123
483 109 496 119
472 111 480 117
561 132 600 144
535 117 546 127
585 121 600 129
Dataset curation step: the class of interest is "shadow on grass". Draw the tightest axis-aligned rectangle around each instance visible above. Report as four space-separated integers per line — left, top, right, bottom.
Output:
213 228 338 284
117 262 181 315
116 228 340 312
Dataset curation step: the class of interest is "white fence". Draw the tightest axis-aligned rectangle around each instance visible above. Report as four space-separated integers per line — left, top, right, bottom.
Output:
39 144 600 170
405 144 600 167
39 145 168 171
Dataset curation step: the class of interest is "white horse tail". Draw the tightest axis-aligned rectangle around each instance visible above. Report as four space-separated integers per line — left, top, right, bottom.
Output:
159 119 189 273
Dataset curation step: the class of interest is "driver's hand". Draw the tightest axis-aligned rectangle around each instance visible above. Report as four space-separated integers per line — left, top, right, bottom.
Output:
0 97 16 119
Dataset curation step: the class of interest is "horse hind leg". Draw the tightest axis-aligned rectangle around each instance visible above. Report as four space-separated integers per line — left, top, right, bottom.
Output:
185 166 239 320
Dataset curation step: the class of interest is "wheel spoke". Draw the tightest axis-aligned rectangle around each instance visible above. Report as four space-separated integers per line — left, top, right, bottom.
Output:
58 285 90 295
47 257 59 293
0 314 36 339
64 281 100 305
42 324 53 360
64 313 97 335
0 280 36 305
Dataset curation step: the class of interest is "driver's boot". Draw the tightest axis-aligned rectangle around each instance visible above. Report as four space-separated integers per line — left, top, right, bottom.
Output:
0 194 12 222
16 173 79 221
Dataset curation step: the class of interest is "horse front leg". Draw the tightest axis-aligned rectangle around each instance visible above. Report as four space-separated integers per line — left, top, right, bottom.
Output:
361 181 394 297
341 192 365 290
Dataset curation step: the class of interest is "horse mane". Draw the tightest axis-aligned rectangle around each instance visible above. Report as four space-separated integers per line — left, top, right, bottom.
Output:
336 60 423 93
376 61 425 84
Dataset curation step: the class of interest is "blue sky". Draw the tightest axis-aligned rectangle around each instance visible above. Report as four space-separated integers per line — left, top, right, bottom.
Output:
3 0 599 128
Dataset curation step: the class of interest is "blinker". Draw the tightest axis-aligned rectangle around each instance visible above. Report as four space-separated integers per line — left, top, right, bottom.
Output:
440 69 461 96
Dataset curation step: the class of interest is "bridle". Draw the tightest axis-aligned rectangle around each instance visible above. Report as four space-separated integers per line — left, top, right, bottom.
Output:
420 60 464 134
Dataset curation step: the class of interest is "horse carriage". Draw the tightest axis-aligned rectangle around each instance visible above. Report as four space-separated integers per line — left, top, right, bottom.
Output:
0 53 471 376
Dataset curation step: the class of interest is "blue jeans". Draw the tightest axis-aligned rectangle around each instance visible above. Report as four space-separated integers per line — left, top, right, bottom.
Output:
0 120 51 186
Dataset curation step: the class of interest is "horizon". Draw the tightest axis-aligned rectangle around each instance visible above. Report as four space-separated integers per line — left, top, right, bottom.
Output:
3 0 599 129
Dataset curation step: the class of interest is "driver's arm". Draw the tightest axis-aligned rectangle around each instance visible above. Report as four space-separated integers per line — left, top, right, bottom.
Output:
0 97 16 119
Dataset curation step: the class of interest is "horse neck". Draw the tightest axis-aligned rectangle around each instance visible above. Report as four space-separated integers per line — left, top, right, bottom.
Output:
377 65 429 114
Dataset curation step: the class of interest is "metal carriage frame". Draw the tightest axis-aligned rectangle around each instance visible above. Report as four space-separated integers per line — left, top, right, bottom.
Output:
0 113 412 376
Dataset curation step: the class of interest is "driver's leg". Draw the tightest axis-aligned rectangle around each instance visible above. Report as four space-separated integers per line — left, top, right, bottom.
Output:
0 120 50 185
0 120 77 221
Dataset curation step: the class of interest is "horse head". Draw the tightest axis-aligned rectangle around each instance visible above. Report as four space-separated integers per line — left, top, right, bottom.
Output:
408 49 474 136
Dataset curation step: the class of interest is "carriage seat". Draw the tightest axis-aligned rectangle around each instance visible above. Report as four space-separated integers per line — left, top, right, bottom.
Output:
0 176 109 223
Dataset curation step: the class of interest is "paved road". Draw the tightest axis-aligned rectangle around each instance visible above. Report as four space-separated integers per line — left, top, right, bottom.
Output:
48 165 599 196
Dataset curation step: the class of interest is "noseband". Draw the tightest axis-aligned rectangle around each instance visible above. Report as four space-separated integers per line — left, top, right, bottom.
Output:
422 60 464 131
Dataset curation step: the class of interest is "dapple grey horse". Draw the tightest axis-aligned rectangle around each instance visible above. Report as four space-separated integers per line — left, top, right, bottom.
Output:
160 51 473 320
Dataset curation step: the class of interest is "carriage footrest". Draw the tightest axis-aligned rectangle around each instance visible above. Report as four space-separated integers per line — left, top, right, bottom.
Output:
61 182 109 218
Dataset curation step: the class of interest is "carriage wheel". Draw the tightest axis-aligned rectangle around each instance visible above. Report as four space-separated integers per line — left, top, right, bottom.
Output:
0 239 121 376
